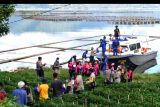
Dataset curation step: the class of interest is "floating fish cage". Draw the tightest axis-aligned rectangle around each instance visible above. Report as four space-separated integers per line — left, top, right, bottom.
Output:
23 15 160 25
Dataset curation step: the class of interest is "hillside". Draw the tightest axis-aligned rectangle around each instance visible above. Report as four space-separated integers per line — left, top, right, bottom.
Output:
1 67 160 107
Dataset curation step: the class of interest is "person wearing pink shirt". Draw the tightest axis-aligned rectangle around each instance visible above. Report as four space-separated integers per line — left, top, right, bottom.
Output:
68 60 76 79
76 61 82 74
94 61 99 76
86 62 92 75
82 61 87 75
68 62 73 79
127 67 134 82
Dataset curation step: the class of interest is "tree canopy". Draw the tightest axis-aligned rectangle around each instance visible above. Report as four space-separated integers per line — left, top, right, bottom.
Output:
0 4 15 37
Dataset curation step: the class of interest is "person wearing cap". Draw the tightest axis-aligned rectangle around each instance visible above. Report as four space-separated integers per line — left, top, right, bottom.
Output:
114 25 120 39
53 57 61 74
38 79 49 100
12 81 28 107
36 56 46 78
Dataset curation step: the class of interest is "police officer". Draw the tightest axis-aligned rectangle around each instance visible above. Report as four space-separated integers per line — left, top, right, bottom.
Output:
112 38 120 56
114 25 120 39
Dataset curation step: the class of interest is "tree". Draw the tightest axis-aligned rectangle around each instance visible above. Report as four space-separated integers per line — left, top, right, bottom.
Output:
0 4 15 37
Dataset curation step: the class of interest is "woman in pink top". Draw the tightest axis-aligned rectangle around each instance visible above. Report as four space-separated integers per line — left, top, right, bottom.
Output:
68 62 73 79
76 61 82 74
94 61 99 76
82 62 87 75
127 67 134 82
86 62 92 75
68 60 76 79
111 63 115 71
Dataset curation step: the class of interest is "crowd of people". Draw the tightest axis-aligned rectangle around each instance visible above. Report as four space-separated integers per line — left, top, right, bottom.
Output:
0 26 135 107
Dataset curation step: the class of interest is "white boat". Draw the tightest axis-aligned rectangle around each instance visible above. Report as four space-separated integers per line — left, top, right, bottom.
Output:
96 36 158 69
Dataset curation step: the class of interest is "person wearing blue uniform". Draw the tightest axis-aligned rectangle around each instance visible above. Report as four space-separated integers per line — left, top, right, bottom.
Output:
112 38 120 56
99 36 107 57
102 55 108 74
82 50 88 59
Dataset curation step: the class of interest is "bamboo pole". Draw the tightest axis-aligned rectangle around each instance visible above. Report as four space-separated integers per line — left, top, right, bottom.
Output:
0 42 99 64
0 35 103 53
0 57 82 66
0 34 159 54
37 46 90 51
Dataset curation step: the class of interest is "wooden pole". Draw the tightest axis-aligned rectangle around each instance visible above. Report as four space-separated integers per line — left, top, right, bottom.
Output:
0 42 99 64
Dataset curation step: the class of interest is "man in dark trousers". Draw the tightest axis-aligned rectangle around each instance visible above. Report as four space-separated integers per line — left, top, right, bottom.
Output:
99 36 107 57
36 57 46 78
50 73 63 99
112 38 120 56
114 25 120 38
53 57 61 74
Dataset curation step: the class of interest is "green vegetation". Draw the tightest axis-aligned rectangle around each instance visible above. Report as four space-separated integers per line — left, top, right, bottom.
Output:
0 4 15 37
1 67 160 107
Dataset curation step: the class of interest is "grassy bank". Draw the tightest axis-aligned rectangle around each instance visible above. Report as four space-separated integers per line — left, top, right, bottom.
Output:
1 67 160 107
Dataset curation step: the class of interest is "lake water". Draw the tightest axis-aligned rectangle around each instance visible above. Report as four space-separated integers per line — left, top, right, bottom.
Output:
0 11 160 73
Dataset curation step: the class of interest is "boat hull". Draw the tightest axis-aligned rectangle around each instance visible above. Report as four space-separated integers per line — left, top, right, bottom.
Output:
134 59 157 73
129 51 157 65
96 51 157 70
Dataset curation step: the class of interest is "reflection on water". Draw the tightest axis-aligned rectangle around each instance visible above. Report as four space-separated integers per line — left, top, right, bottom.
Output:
134 59 157 73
